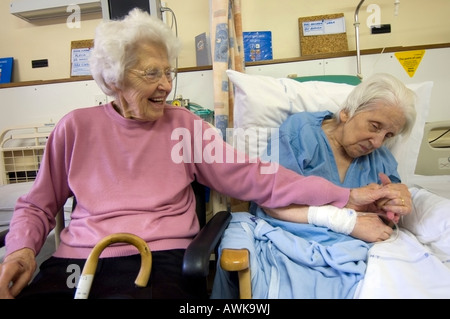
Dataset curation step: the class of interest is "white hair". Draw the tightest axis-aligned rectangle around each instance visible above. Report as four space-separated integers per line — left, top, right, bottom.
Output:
89 8 182 97
336 73 417 148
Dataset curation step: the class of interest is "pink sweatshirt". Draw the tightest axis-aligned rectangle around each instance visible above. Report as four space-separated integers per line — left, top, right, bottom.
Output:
6 103 349 259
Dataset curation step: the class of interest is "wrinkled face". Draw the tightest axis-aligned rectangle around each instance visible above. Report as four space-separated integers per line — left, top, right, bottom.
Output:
114 42 173 121
339 103 406 158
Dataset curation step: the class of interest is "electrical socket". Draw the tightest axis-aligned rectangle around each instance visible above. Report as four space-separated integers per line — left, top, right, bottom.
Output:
371 24 391 34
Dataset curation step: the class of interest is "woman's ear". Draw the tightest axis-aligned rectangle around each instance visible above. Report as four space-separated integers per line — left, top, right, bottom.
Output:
339 110 350 123
108 83 121 94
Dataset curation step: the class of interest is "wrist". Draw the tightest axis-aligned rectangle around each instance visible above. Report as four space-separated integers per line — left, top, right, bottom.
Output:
308 205 357 235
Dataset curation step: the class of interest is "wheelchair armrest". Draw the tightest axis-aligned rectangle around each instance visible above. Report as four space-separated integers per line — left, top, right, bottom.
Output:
220 248 252 299
0 229 8 248
182 210 231 277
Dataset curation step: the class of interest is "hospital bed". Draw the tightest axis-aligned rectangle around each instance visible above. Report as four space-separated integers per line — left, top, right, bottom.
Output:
216 70 450 299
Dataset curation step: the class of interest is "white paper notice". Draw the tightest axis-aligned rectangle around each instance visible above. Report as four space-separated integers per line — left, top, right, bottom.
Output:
302 17 346 36
71 48 91 76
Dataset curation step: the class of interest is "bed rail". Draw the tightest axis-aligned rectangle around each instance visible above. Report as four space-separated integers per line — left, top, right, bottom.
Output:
0 123 55 185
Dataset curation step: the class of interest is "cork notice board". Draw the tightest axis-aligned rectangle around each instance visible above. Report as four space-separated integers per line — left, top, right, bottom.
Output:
299 13 348 56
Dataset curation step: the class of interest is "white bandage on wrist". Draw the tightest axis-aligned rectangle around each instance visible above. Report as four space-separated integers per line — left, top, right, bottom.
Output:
308 205 357 235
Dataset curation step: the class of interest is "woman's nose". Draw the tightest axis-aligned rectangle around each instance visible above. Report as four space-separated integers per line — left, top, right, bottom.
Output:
157 76 172 91
370 133 385 149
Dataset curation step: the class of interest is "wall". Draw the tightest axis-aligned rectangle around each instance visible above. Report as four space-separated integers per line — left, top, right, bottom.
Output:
1 0 450 82
0 69 214 131
245 47 450 123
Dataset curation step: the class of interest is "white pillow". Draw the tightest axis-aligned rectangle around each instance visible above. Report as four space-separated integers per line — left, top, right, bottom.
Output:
400 187 450 258
227 70 433 184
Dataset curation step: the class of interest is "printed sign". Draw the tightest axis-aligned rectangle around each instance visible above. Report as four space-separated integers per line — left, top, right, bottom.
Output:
243 31 273 62
0 57 13 84
395 50 425 77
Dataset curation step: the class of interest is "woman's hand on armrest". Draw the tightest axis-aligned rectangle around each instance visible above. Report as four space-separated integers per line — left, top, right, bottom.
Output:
0 248 36 299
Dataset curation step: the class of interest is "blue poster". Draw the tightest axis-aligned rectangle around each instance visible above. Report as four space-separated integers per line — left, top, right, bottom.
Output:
243 31 273 62
0 57 13 84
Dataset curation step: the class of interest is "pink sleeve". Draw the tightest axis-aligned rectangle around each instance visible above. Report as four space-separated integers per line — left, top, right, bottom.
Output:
192 131 350 209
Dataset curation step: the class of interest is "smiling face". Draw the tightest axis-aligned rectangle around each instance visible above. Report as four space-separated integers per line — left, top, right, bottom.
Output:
338 103 406 158
113 42 173 121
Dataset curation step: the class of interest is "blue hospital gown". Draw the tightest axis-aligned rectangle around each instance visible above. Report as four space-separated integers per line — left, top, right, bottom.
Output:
211 111 401 299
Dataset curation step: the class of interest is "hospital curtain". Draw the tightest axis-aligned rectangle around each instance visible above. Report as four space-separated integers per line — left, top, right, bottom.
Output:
210 0 245 139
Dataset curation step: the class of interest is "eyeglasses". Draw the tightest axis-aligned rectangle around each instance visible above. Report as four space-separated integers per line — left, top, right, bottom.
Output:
130 67 177 83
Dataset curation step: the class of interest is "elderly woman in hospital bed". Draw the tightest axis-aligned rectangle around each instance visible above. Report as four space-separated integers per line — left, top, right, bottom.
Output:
211 72 416 299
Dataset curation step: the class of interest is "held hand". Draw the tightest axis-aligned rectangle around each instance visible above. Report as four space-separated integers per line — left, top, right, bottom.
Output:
350 212 394 242
0 248 36 299
346 183 401 212
376 173 398 222
376 173 412 222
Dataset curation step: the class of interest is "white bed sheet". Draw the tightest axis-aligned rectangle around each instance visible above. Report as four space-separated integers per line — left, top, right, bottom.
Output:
354 228 450 299
354 186 450 299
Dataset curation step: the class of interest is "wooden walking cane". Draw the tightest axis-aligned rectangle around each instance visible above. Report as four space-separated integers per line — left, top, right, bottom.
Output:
74 233 152 299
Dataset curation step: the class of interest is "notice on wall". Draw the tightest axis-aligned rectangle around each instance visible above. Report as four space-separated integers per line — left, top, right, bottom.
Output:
71 48 91 76
70 39 93 77
395 50 425 77
243 31 273 62
302 17 346 36
0 57 13 84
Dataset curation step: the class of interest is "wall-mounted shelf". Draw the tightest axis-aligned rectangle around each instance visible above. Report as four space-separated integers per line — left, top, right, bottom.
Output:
1 43 449 89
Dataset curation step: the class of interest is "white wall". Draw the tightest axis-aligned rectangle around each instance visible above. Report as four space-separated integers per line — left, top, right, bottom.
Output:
0 70 214 131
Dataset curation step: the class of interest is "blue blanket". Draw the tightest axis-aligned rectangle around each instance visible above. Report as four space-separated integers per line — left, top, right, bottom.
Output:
211 212 370 299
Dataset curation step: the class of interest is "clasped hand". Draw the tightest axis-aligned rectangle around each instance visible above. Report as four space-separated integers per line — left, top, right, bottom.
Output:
347 173 412 224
